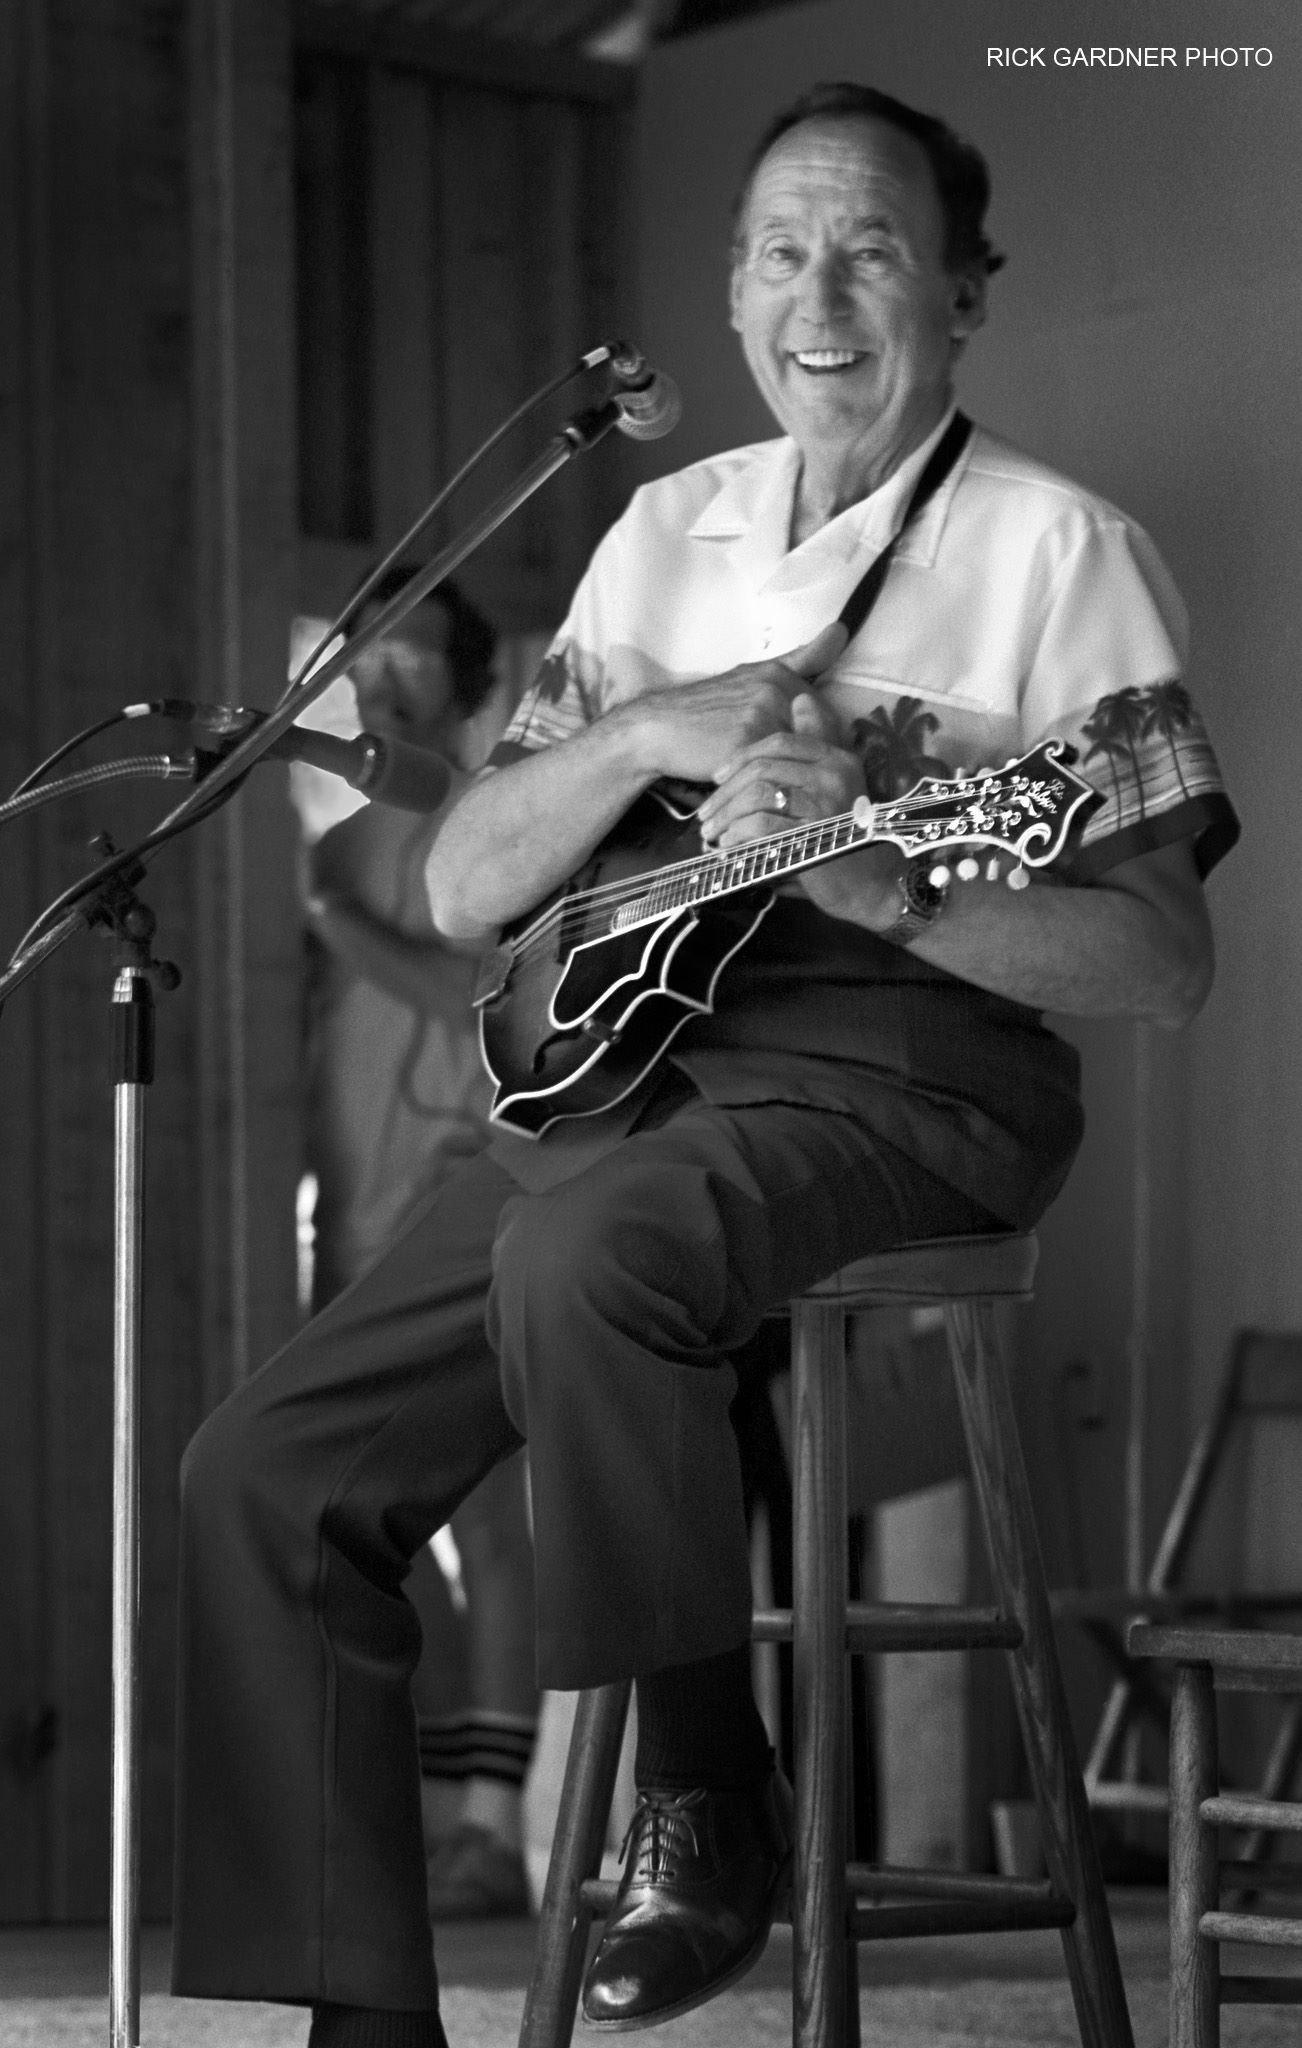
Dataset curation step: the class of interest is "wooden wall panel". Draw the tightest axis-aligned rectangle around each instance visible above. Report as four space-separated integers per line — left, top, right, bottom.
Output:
0 0 628 1925
293 28 635 639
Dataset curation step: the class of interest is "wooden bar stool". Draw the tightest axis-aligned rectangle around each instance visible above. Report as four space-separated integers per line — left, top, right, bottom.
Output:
1128 1622 1302 2047
519 1234 1133 2048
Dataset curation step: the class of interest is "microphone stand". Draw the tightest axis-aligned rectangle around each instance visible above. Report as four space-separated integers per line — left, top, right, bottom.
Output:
0 382 625 2047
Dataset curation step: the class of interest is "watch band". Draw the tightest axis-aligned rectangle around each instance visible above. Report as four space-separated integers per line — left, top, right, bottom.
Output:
880 858 952 947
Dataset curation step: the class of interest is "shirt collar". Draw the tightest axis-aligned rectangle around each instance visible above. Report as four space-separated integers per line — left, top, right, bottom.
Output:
686 402 965 585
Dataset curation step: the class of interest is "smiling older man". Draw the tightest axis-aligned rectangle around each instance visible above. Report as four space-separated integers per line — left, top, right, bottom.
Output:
172 83 1236 2048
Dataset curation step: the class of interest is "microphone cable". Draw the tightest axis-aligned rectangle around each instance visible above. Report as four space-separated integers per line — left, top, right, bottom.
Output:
7 704 177 801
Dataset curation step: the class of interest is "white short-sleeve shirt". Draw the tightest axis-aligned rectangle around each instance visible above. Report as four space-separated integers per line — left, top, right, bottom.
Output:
497 410 1235 880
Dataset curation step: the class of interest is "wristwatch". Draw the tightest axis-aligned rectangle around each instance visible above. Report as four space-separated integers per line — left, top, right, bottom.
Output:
880 858 952 947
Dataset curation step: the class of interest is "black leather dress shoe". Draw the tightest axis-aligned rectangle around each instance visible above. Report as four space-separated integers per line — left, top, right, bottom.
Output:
580 1771 793 2031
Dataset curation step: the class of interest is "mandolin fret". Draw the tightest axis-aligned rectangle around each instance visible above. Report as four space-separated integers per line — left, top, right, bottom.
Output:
547 744 1100 956
611 818 858 930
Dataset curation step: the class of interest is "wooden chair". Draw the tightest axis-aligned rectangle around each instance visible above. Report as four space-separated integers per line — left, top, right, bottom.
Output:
1127 1623 1302 2046
518 1234 1134 2048
1052 1330 1302 1820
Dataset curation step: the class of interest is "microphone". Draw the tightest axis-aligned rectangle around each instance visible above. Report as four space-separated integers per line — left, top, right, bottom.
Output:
147 702 455 813
607 343 682 442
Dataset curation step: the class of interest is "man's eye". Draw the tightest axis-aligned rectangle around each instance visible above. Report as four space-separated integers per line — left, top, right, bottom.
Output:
757 242 802 272
851 245 894 268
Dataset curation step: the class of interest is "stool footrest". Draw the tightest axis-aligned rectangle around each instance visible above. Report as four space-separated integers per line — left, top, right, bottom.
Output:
1220 1974 1302 2004
578 1866 1071 1937
851 1895 1075 1940
847 1861 1056 1907
580 1878 617 1916
751 1602 1022 1653
1201 1909 1302 1949
1086 1780 1170 1815
1203 1792 1302 1833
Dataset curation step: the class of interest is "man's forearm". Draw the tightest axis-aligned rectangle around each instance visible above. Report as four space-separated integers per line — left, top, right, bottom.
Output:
425 711 658 942
809 840 1214 1028
915 878 1209 1025
427 629 849 942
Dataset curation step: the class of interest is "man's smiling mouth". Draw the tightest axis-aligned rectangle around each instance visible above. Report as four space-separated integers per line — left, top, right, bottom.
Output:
789 349 867 373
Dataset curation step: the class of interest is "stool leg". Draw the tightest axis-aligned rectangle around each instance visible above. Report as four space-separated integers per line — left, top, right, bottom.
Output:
791 1297 858 2048
518 1681 631 2048
944 1299 1134 2048
1168 1661 1218 2048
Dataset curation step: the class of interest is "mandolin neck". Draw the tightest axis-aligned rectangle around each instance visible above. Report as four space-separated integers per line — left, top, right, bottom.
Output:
609 809 868 931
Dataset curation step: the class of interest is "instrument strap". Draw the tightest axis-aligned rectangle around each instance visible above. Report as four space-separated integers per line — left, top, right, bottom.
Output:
836 410 972 642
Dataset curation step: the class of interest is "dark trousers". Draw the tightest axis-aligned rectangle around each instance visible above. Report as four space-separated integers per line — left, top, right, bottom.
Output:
171 1093 998 2010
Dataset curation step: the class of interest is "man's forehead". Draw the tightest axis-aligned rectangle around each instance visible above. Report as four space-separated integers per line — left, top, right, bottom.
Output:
361 599 450 652
743 116 940 231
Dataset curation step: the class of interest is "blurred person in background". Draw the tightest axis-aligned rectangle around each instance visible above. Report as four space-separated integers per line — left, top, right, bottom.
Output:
297 569 537 1920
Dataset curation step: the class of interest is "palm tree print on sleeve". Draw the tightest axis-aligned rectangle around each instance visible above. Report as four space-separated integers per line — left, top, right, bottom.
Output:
849 696 953 801
1081 686 1151 823
1140 680 1195 798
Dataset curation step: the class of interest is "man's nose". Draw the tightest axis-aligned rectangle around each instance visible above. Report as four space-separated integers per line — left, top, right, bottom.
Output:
795 252 854 323
355 667 400 721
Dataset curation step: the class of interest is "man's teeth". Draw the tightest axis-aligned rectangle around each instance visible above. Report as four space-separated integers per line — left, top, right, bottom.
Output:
792 349 862 370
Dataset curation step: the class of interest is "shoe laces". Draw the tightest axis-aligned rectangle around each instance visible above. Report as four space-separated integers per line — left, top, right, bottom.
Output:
620 1786 706 1883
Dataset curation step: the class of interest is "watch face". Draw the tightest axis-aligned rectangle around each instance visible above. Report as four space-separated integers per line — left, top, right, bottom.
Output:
903 861 950 917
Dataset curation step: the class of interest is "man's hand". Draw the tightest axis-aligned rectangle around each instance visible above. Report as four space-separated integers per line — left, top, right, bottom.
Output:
428 622 853 944
696 688 902 927
620 623 848 785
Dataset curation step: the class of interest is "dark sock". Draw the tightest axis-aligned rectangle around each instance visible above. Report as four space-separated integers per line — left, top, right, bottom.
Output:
307 2004 448 2048
634 1642 772 1791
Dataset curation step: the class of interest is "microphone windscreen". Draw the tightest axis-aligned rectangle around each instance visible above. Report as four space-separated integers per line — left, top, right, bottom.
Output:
357 734 454 813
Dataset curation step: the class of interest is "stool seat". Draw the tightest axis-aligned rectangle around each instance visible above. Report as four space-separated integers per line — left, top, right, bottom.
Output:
1130 1622 1302 1686
520 1231 1132 2048
800 1231 1038 1306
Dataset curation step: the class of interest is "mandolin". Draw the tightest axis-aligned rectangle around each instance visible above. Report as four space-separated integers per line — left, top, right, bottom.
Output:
474 740 1101 1137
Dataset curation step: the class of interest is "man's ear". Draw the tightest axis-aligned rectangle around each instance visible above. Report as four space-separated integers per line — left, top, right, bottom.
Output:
949 269 988 342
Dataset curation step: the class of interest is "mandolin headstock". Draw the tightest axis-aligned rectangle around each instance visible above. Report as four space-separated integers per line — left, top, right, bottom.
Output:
857 739 1102 886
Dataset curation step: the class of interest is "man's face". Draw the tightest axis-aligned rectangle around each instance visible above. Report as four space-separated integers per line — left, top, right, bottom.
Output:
350 599 457 744
729 115 985 473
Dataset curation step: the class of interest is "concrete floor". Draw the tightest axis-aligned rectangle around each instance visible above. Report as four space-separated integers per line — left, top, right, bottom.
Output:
2 1894 1301 2047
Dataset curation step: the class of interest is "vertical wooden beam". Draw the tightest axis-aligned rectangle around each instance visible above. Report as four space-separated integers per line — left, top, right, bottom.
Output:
190 0 300 1404
434 80 529 624
369 65 438 546
0 0 57 1923
519 94 584 598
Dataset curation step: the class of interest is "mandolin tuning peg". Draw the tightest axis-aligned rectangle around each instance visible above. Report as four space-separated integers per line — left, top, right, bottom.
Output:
928 863 952 888
956 856 980 882
1007 865 1030 891
985 856 1002 882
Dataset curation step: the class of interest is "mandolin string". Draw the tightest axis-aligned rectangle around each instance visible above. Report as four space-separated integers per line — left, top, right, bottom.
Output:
533 812 865 956
507 781 1063 966
506 785 1013 966
500 751 1079 970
